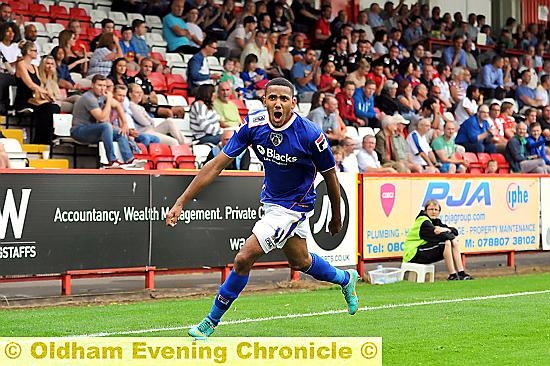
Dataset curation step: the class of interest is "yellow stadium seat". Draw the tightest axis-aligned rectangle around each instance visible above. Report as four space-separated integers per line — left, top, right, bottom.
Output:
1 129 24 144
28 159 69 169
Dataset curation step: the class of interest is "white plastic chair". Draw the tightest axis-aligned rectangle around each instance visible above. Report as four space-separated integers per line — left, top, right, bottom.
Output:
192 144 212 168
244 99 264 113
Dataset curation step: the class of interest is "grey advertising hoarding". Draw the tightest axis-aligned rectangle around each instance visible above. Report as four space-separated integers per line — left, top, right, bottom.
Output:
151 174 287 268
0 174 150 276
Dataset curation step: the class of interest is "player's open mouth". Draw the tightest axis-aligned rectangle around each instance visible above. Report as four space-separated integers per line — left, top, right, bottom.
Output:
273 111 283 119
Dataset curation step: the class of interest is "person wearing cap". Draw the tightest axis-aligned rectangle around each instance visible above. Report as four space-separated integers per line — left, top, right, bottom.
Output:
163 0 199 54
225 15 257 58
375 80 399 116
431 120 468 173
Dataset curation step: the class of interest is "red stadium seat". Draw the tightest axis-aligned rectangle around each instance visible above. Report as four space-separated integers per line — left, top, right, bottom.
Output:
149 72 167 93
28 4 50 20
165 73 187 95
490 153 510 173
8 3 30 17
150 51 167 67
171 144 196 169
463 152 482 174
87 27 102 40
49 5 71 20
132 143 153 170
476 152 492 171
170 144 193 158
149 143 174 169
69 8 91 23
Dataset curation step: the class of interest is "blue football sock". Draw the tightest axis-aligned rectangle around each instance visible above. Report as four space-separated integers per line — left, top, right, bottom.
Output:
304 252 350 286
207 270 249 325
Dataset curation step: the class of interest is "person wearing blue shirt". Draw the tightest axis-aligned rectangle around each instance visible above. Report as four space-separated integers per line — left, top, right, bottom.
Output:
166 78 359 340
526 122 550 165
187 37 221 95
443 35 466 68
515 70 543 109
455 105 497 153
162 0 199 54
479 55 505 99
290 48 320 102
353 79 380 128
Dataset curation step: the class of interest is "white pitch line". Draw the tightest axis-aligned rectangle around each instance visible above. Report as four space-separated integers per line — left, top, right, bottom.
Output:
78 289 550 337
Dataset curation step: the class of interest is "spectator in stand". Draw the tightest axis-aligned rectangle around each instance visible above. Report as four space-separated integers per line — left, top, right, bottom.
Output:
505 122 550 173
220 58 244 97
516 70 543 110
68 20 90 57
225 15 257 59
454 85 483 125
290 33 306 63
353 10 374 43
15 41 60 144
189 84 222 144
127 83 187 146
118 26 139 71
336 81 359 126
404 199 473 281
240 53 267 100
414 83 429 107
537 105 550 147
0 22 18 115
347 40 373 74
448 66 466 104
213 81 241 128
90 18 115 52
431 120 468 173
0 21 20 70
420 63 434 89
111 83 160 150
273 33 293 79
108 58 130 86
527 122 550 165
23 24 40 66
130 19 163 73
375 80 399 116
396 80 420 121
403 15 424 47
240 30 272 73
486 102 509 153
367 3 385 31
291 0 319 34
187 36 222 96
375 115 410 173
50 47 76 91
205 128 250 169
443 35 466 68
520 55 539 89
290 48 320 103
479 55 505 100
130 57 185 119
354 79 381 128
367 59 387 96
59 30 89 76
307 95 345 146
163 0 199 54
357 134 397 173
406 118 440 173
185 6 206 49
271 2 292 35
524 107 538 130
536 74 550 107
71 75 142 168
432 63 452 110
455 105 497 153
318 61 339 94
499 102 518 139
373 29 389 57
346 59 370 89
339 136 359 173
87 33 123 78
38 56 80 113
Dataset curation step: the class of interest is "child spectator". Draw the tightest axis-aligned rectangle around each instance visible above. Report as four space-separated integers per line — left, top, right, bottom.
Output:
318 61 339 94
240 53 267 99
527 122 550 165
336 81 359 126
486 159 499 173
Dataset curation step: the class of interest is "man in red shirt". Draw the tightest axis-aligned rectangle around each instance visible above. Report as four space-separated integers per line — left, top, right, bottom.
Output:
314 5 332 48
336 81 360 126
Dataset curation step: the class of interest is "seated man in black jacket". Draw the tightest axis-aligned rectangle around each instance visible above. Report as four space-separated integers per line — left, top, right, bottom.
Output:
403 199 473 280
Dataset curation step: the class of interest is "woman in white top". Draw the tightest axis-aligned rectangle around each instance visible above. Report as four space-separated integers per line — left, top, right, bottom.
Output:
0 22 19 114
189 84 222 144
87 33 123 78
38 56 80 113
127 83 187 146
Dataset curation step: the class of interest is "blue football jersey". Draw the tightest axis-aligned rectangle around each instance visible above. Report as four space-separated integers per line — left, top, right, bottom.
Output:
223 109 335 212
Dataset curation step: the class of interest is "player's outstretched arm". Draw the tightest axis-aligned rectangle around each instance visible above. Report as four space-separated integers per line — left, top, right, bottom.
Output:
320 167 342 236
166 153 234 227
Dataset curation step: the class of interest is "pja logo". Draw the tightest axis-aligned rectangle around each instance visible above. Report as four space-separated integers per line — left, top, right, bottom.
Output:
506 183 529 210
422 181 491 207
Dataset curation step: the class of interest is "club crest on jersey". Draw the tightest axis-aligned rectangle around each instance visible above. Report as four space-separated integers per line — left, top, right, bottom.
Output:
315 133 328 152
270 132 283 146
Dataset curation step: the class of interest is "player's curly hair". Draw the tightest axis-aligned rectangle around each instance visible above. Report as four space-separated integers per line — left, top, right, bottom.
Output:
265 77 294 96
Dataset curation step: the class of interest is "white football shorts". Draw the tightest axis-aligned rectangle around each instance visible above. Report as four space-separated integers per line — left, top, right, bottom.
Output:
252 203 314 253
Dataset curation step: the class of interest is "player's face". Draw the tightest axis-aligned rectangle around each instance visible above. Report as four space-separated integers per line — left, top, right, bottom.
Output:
264 85 296 128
